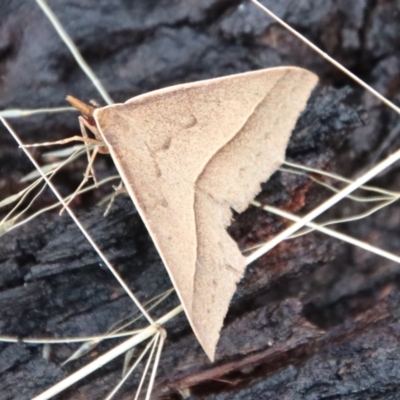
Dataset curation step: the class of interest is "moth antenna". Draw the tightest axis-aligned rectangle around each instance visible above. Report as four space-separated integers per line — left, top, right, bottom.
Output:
66 95 96 118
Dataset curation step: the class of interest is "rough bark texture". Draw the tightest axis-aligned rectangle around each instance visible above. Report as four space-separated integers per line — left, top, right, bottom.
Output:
0 0 399 399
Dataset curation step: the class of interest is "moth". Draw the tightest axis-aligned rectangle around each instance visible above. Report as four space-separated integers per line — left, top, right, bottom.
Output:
66 66 318 361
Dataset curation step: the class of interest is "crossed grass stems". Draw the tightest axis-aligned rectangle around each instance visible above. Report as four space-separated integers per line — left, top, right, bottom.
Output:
1 0 400 399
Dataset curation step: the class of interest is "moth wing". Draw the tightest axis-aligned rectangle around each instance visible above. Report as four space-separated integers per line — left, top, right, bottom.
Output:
94 67 318 360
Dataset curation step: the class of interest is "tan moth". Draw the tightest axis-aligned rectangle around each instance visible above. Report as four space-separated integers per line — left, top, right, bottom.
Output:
66 66 317 361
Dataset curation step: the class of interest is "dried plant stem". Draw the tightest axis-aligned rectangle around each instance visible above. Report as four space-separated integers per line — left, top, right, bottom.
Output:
0 107 75 118
6 176 119 234
250 0 400 116
105 336 157 400
31 305 182 400
134 335 160 400
1 116 154 325
35 0 113 105
246 147 400 265
145 329 166 400
283 161 400 197
255 202 400 265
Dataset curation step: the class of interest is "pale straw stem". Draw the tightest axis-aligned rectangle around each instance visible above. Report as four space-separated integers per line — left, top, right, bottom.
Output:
35 0 113 105
256 202 400 265
246 147 400 265
250 0 400 116
1 117 154 325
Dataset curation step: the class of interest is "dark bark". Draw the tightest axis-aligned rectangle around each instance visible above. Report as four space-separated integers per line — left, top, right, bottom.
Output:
0 0 399 399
